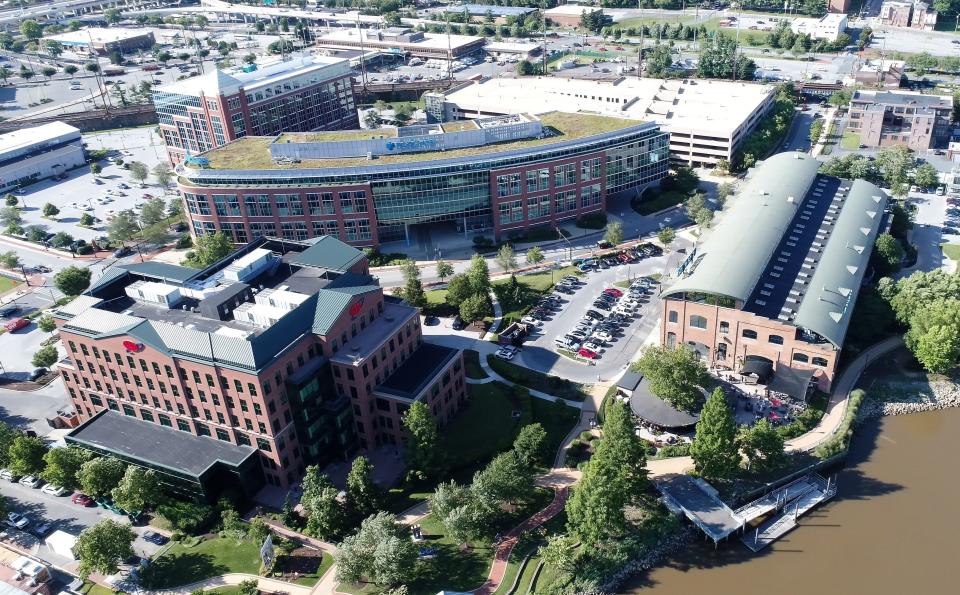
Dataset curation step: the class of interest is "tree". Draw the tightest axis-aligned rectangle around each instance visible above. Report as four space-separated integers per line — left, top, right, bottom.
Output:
32 345 59 368
79 212 95 227
54 266 91 296
603 221 624 246
539 534 577 572
346 456 379 518
63 64 79 78
36 314 56 333
7 435 47 476
875 145 913 188
695 207 714 229
698 34 755 80
716 182 735 207
41 447 90 490
0 67 9 85
632 345 708 411
516 59 535 76
913 162 939 189
74 520 136 579
472 450 534 514
111 466 161 513
495 244 517 272
127 161 149 185
0 250 19 268
566 401 647 544
41 66 56 80
445 274 473 307
363 109 380 129
300 466 346 540
656 226 676 247
152 164 173 188
435 259 454 282
335 512 418 587
714 158 731 176
400 259 426 309
525 246 544 266
79 457 126 498
904 298 960 373
140 197 167 227
467 253 490 294
90 163 102 176
459 293 491 323
104 8 122 24
19 65 35 82
248 516 270 546
156 51 171 65
684 192 707 221
26 226 47 244
184 232 233 268
738 419 785 473
85 62 100 74
1 205 22 233
3 195 15 207
512 423 548 469
872 233 904 276
220 507 247 540
108 210 139 244
19 20 42 41
402 401 440 479
690 388 740 481
156 500 214 534
237 580 258 595
42 203 60 218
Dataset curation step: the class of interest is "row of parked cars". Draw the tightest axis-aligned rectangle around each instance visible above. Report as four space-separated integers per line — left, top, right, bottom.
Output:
520 283 575 327
1 467 97 536
579 244 664 273
555 279 654 360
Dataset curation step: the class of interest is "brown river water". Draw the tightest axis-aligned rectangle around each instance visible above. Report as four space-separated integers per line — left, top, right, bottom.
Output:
625 408 960 595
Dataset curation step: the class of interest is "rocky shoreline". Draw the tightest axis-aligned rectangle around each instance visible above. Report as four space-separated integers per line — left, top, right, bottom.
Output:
591 527 696 594
858 379 960 420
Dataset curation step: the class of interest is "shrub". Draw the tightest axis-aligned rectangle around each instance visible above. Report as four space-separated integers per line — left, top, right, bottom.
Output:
76 245 93 255
815 389 866 459
175 236 192 249
576 211 608 229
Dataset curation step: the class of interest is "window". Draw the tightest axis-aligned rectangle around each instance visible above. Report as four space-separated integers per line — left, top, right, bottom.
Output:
496 173 521 197
792 353 809 363
177 419 191 432
811 356 829 367
742 329 758 339
668 311 678 323
719 321 729 334
768 335 784 345
689 315 708 329
554 163 576 187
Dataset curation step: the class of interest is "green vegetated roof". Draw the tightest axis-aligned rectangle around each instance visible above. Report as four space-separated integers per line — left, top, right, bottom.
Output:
201 112 645 170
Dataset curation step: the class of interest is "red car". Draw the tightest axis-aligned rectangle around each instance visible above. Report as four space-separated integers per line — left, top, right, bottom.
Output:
3 318 27 332
71 493 94 507
578 348 599 360
603 288 624 297
615 46 625 51
598 47 608 51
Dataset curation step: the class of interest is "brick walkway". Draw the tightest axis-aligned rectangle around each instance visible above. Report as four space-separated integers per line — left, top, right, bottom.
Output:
470 486 571 595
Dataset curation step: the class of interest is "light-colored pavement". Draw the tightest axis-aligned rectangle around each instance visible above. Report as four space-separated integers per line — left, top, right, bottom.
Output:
160 572 314 595
899 194 950 278
0 380 70 435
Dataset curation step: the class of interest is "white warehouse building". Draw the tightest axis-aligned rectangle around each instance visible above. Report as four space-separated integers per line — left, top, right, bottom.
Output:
0 122 85 194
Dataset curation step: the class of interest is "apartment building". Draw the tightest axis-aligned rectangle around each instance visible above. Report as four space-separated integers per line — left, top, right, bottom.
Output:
661 153 888 396
879 1 938 30
847 90 953 151
56 237 466 499
153 55 358 165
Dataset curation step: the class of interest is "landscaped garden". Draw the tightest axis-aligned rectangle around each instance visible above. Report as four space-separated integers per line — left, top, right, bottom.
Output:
463 349 487 380
486 354 591 402
491 266 581 323
142 536 261 589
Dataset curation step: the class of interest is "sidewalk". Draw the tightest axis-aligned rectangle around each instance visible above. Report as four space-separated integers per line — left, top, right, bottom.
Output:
470 350 586 409
157 572 314 595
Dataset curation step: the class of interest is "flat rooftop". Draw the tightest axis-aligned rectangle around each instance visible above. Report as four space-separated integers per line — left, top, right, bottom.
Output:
47 27 152 45
200 111 643 170
331 301 418 364
657 475 743 542
444 77 775 138
852 89 952 109
316 28 483 51
376 343 459 401
67 410 256 478
0 121 79 155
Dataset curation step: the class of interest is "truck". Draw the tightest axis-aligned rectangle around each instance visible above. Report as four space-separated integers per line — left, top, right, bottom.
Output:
103 67 125 77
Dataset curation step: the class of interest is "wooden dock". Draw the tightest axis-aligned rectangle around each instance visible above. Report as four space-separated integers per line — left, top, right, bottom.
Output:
741 474 838 552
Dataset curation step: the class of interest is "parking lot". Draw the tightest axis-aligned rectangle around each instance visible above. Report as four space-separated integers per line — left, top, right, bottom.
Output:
511 248 669 384
14 127 170 244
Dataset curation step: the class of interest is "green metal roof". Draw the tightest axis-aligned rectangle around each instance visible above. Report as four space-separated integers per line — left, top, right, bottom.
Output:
287 236 364 272
311 285 380 335
793 179 887 347
120 261 201 284
663 152 822 302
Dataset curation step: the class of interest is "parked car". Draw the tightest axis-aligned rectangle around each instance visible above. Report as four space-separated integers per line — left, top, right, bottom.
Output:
19 475 42 488
4 318 28 332
0 469 20 482
41 484 68 497
582 341 604 353
495 346 518 360
28 368 47 382
451 315 466 330
71 493 95 507
592 330 614 343
31 522 53 537
554 336 580 350
585 310 604 320
6 512 29 530
596 240 612 249
603 288 624 297
142 530 169 546
113 246 133 258
0 305 20 318
520 316 541 326
578 347 599 360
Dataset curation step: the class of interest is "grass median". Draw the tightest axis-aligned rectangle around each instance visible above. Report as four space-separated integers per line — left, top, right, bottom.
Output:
487 354 590 402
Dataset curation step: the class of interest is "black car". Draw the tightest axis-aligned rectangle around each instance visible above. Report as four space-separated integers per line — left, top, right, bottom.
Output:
113 246 133 258
592 301 612 311
596 240 612 249
451 315 465 330
0 305 20 318
585 310 604 320
29 368 47 381
34 265 51 273
31 522 53 537
142 530 169 546
597 260 610 269
424 315 439 326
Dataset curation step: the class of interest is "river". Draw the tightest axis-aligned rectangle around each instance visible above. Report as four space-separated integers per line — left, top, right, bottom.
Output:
627 408 960 594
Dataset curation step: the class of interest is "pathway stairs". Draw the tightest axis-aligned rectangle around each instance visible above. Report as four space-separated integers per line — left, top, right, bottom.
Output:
740 473 838 552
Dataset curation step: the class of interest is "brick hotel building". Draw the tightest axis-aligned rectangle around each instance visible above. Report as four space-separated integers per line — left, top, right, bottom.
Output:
174 112 670 247
660 153 888 396
54 237 466 499
153 55 358 166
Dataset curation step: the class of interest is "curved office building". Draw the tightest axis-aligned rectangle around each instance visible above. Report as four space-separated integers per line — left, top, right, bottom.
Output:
176 112 670 246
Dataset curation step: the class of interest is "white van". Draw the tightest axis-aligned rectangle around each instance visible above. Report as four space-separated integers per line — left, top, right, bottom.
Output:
555 336 580 350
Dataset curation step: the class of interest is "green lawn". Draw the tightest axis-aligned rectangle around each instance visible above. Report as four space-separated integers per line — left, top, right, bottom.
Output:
942 244 960 262
142 536 261 589
0 276 20 294
840 130 860 150
631 188 688 216
443 381 521 470
486 354 590 402
292 551 334 586
530 396 581 465
423 288 458 318
463 349 488 379
79 583 115 595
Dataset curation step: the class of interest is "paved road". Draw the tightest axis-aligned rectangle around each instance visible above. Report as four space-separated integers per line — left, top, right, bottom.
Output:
900 193 950 278
0 381 69 435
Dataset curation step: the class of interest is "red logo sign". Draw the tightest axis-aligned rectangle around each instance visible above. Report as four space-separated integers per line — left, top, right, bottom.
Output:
122 340 144 353
348 298 364 319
